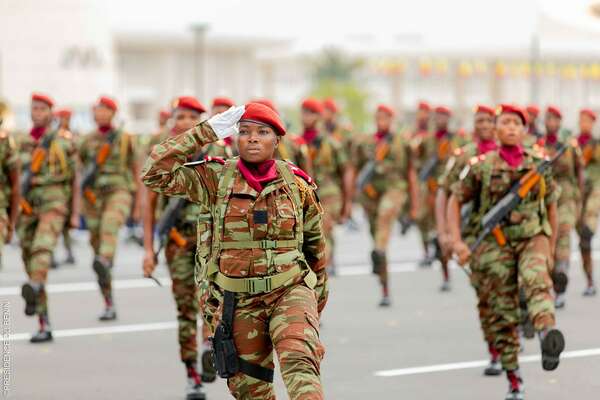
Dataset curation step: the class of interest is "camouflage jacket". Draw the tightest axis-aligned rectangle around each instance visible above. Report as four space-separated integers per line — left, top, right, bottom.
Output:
276 135 312 174
417 132 462 192
141 122 327 306
453 149 559 241
79 128 136 192
577 137 600 186
19 129 77 213
305 133 347 198
352 132 411 194
0 131 18 209
204 140 237 159
544 139 582 203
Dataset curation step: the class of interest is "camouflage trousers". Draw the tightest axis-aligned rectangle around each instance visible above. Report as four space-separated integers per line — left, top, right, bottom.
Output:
83 189 132 302
416 185 435 251
556 197 576 264
17 205 68 316
467 239 495 346
579 182 600 235
476 234 556 370
165 236 209 363
320 194 342 266
361 188 407 288
205 282 324 400
0 209 7 263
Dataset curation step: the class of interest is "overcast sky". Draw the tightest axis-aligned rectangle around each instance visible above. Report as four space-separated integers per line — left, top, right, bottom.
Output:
106 0 600 51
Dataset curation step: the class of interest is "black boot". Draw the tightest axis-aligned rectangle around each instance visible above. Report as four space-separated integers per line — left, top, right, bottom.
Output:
540 328 565 371
21 282 40 316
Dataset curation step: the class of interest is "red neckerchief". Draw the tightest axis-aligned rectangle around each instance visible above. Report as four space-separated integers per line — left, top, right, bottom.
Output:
237 159 278 193
435 129 448 140
224 137 233 146
99 125 113 135
578 132 592 147
374 130 390 143
30 126 46 141
302 128 318 144
477 138 498 155
499 144 524 168
545 132 558 146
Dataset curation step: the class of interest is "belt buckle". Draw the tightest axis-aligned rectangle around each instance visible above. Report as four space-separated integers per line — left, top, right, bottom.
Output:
246 277 272 294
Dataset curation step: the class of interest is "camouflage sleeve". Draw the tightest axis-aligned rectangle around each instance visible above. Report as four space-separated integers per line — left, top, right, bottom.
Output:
78 135 90 165
452 162 480 204
5 135 19 169
543 168 559 205
301 180 328 312
141 122 219 202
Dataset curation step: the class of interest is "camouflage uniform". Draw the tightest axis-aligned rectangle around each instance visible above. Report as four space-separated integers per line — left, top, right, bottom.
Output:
18 129 77 318
0 131 18 265
544 139 582 296
276 135 312 174
79 128 137 306
305 134 347 266
407 130 434 251
453 149 558 371
142 122 328 400
146 131 210 364
353 132 411 295
576 137 600 288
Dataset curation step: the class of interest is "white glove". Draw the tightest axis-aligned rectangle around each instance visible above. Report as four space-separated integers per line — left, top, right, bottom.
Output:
207 105 245 139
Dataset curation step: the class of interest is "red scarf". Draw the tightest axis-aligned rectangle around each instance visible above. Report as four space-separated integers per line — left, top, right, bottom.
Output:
546 132 558 146
237 159 278 193
99 125 113 135
578 132 592 147
477 139 498 155
224 137 233 146
435 129 448 140
30 126 46 141
302 128 318 144
375 130 390 142
499 144 524 168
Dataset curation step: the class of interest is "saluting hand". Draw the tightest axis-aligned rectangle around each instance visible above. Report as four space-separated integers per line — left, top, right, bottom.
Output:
207 105 245 139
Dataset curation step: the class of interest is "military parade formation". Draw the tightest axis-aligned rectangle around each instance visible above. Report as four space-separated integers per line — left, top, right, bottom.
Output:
2 91 600 400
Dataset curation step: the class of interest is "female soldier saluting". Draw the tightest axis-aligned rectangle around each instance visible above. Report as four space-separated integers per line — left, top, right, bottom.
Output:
142 103 328 400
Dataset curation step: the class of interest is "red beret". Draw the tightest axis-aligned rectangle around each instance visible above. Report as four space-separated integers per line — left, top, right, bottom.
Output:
31 93 54 108
323 98 339 113
54 108 72 118
252 98 278 114
376 104 395 117
546 105 562 119
496 104 528 125
435 106 452 116
96 96 118 112
212 97 235 108
173 96 206 114
526 105 539 118
159 109 171 119
474 105 495 116
241 102 286 136
580 108 597 121
418 101 431 111
301 98 324 114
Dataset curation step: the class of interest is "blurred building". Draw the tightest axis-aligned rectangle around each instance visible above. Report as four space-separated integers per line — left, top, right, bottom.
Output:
1 0 600 132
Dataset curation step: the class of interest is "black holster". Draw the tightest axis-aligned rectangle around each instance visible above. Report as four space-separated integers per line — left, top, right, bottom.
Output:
212 291 274 382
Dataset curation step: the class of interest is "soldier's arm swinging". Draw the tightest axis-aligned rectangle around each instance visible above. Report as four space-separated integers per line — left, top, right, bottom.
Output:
435 188 448 249
447 193 470 265
70 154 81 228
8 166 20 241
142 188 159 277
407 159 419 219
548 201 558 258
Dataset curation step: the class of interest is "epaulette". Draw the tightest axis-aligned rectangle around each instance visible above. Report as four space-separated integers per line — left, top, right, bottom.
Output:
184 155 225 167
287 161 317 188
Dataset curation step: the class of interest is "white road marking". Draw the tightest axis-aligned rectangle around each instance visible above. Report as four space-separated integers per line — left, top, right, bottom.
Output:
0 277 171 296
374 348 600 377
8 321 177 342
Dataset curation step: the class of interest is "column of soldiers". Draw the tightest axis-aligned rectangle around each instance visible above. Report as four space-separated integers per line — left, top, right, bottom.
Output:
1 92 598 400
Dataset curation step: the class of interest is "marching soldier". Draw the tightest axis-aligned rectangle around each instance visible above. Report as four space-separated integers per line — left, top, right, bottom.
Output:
438 105 501 375
352 104 419 306
422 105 459 290
300 98 352 272
525 105 541 145
79 96 142 321
19 93 79 343
322 98 353 153
0 116 19 271
542 106 584 308
142 96 213 400
406 101 434 265
142 103 328 400
450 104 565 400
576 108 599 296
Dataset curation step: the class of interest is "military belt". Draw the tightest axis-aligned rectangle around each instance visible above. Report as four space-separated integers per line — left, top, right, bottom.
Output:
219 239 298 250
213 264 316 294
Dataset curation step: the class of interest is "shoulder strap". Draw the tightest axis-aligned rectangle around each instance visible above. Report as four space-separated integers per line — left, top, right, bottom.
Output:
277 160 304 249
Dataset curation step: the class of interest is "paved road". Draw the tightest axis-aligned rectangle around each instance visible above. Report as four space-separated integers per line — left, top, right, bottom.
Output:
1 216 599 399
